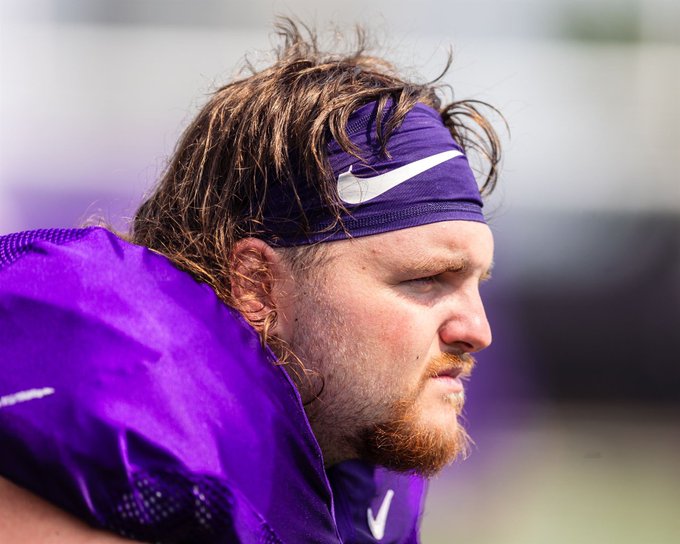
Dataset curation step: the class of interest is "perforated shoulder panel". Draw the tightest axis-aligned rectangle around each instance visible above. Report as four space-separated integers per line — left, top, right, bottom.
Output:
0 228 97 269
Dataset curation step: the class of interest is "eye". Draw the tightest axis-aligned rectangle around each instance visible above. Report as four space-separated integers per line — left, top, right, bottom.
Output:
408 275 437 284
402 274 439 291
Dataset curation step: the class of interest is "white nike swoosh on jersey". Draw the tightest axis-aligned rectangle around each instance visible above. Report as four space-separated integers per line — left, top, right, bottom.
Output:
367 488 395 541
337 149 462 204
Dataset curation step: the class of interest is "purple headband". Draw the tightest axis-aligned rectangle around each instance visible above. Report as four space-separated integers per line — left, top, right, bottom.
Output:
262 101 485 246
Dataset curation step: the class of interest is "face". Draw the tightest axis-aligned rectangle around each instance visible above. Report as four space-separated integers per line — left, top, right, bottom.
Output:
275 220 494 476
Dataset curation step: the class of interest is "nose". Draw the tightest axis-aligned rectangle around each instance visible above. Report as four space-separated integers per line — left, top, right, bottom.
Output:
438 288 492 353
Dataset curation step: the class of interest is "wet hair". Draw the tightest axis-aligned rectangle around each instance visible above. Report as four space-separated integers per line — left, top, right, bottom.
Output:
131 18 502 337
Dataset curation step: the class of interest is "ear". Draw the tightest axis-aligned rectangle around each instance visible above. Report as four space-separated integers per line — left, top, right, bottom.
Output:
230 238 293 338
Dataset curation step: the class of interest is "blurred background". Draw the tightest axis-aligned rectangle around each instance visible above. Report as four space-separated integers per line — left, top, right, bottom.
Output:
1 1 678 542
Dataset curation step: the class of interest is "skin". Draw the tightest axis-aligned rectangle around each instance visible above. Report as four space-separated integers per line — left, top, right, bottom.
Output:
0 476 133 543
269 220 494 470
0 219 493 541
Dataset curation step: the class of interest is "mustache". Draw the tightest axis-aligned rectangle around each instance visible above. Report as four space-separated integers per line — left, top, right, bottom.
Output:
424 352 476 381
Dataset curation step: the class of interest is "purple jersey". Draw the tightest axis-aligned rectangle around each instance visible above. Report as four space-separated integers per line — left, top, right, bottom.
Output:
0 227 426 543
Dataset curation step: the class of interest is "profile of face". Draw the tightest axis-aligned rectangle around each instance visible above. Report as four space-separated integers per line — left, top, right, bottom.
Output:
275 220 494 476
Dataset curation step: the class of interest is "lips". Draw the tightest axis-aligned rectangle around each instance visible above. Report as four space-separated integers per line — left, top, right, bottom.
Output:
435 366 465 380
433 374 464 395
425 354 475 397
426 353 475 381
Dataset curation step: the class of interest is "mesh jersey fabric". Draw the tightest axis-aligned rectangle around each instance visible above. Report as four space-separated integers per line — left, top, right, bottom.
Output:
0 227 96 269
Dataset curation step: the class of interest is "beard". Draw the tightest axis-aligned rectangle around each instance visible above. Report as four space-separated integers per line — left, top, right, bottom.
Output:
276 269 476 476
284 304 476 476
352 352 475 477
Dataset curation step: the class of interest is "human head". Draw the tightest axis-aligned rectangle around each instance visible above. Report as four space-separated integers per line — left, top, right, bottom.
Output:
271 220 494 475
132 19 500 314
131 19 501 474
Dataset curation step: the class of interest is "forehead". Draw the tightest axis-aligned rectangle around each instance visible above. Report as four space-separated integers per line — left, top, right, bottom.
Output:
329 220 494 270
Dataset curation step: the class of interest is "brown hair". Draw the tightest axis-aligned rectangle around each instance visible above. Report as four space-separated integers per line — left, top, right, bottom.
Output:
131 19 502 328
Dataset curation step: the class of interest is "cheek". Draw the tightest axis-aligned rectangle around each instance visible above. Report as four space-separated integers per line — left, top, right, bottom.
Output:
340 289 398 337
349 294 432 373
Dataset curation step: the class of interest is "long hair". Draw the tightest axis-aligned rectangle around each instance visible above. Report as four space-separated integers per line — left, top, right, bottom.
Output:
131 19 502 331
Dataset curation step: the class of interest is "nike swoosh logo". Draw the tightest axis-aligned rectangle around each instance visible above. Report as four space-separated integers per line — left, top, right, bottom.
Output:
367 488 395 541
337 149 462 204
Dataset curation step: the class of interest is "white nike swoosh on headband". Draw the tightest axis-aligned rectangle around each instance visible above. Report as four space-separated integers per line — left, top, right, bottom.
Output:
337 149 463 204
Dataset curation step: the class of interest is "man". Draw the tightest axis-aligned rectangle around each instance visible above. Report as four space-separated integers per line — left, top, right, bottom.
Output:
0 21 500 543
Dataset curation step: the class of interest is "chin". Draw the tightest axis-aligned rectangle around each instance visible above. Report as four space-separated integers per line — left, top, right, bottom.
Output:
354 399 472 477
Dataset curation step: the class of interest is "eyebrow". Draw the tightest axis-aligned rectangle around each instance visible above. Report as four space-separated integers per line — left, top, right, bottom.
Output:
406 255 494 280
